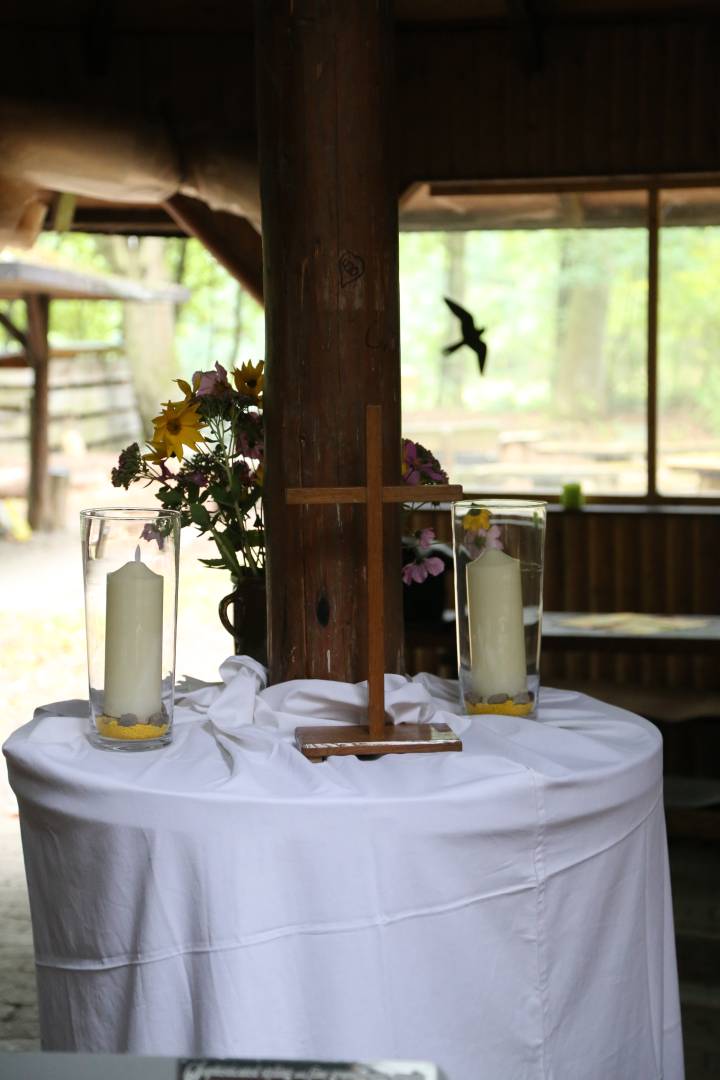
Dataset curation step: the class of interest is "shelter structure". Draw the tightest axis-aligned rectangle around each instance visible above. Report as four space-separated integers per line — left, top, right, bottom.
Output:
1 2 720 1071
1 0 719 684
0 255 188 529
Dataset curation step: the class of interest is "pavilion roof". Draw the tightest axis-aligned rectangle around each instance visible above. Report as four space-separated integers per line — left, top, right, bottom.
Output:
0 254 189 303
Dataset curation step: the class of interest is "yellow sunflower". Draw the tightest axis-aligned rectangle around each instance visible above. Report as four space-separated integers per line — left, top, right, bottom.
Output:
150 400 205 461
143 440 168 464
463 508 490 532
174 373 200 401
233 360 264 402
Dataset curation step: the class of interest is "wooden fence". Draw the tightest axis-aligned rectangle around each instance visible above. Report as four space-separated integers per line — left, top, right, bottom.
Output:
0 342 142 460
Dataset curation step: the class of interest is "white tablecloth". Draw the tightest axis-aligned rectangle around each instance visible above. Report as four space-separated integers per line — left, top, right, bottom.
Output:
4 659 684 1080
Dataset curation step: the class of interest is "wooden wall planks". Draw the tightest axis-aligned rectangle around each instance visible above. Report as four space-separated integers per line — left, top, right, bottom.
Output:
407 506 720 690
3 17 720 191
396 19 720 184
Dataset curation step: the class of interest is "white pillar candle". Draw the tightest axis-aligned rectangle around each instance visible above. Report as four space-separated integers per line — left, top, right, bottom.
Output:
104 554 164 721
466 546 527 700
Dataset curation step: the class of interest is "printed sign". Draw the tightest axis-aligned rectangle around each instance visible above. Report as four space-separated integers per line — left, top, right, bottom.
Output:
179 1060 442 1080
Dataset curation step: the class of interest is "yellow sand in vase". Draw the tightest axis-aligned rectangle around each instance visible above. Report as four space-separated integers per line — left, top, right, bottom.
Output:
96 716 170 741
466 700 534 717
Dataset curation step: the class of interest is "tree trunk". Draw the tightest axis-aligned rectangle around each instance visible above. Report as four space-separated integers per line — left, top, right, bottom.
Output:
256 0 403 684
439 231 468 407
554 235 610 417
100 236 178 437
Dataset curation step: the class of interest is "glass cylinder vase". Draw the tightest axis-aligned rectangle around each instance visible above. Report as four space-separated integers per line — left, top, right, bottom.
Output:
81 508 180 751
452 499 546 718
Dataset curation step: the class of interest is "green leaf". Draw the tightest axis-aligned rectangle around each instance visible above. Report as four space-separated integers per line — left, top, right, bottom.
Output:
158 487 184 507
242 529 264 546
212 529 242 577
208 484 236 508
189 502 212 530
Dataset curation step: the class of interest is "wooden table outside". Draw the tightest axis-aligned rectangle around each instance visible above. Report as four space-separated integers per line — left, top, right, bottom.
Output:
406 610 720 656
542 611 720 655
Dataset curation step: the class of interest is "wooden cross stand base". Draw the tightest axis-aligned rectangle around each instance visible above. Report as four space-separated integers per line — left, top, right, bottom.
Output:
287 405 464 760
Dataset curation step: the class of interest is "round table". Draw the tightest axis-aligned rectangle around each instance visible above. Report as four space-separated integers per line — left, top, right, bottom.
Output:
3 659 684 1080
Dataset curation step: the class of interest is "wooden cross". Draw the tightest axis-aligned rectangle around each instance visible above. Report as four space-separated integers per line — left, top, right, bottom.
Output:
287 404 464 760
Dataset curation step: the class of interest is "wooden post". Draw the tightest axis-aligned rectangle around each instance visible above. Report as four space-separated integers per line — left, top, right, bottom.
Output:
255 0 403 684
288 405 463 760
647 187 659 502
26 293 50 531
365 406 386 738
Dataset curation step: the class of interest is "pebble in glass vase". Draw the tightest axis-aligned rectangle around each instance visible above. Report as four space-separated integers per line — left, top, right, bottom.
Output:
81 508 180 750
452 499 546 718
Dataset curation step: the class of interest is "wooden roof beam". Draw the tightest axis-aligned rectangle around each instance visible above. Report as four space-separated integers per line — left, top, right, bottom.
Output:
164 193 264 306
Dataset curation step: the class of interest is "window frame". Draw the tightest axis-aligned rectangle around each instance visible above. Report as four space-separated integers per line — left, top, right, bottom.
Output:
403 174 720 506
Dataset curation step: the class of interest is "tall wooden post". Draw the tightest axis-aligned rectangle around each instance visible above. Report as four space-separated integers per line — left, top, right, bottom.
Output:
26 293 50 531
255 0 403 683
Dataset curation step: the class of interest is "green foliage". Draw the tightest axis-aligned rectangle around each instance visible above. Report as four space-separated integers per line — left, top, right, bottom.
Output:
659 227 720 433
8 217 720 451
400 226 648 418
34 233 123 343
164 238 265 373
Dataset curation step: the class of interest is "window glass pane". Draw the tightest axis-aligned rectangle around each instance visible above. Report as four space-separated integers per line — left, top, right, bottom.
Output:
658 187 720 496
399 191 648 496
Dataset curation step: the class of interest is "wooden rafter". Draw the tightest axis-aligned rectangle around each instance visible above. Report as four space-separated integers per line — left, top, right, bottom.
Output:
164 194 264 306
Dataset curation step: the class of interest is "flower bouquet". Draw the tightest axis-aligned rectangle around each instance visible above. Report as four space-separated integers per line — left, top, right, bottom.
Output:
112 364 452 651
112 361 266 581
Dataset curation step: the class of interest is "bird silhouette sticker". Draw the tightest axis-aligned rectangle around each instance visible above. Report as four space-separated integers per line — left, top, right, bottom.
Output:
443 296 488 374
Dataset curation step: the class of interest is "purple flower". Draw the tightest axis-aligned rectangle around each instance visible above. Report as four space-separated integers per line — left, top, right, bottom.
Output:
402 440 422 486
141 522 166 549
111 442 142 489
187 470 209 488
194 363 230 398
402 555 445 585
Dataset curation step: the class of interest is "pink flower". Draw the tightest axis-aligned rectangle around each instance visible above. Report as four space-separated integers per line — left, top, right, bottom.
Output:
402 555 445 585
485 524 503 549
464 523 504 559
418 527 436 551
237 429 263 459
233 461 252 485
237 411 264 459
194 363 230 398
401 439 448 485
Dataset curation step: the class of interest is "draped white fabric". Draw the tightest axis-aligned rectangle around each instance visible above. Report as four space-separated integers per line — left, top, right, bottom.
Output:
3 661 684 1080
